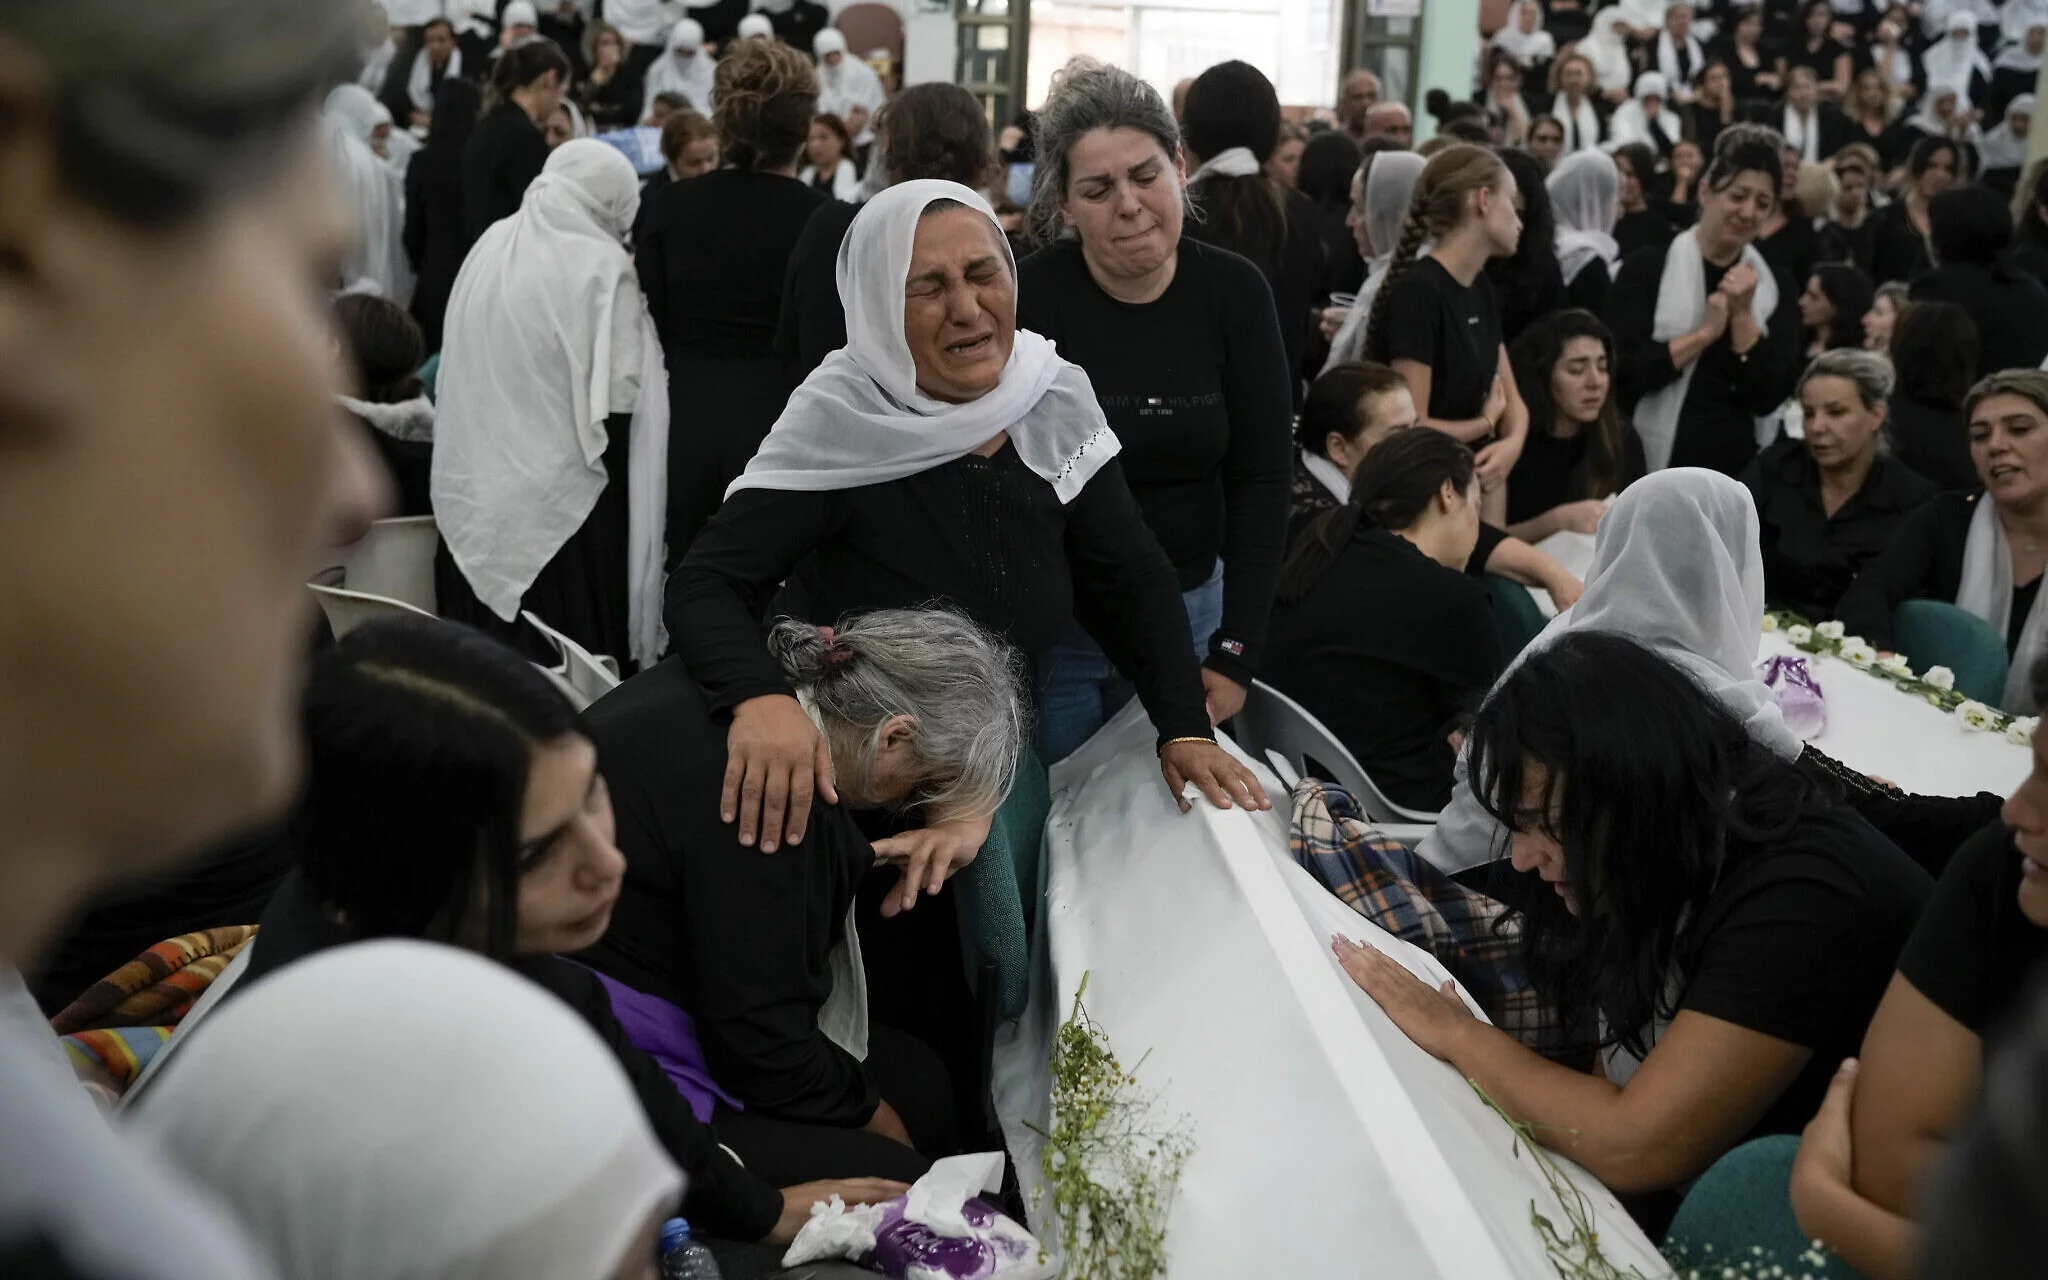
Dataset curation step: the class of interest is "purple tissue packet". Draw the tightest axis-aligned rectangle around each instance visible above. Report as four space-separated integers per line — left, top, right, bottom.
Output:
1759 654 1826 739
863 1197 1039 1280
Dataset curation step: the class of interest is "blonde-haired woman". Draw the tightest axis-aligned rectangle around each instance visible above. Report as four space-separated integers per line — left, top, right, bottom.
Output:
1361 143 1531 523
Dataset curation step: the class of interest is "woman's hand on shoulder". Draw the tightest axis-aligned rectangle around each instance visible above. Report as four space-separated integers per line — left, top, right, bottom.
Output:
870 807 995 917
724 694 838 853
1160 738 1270 813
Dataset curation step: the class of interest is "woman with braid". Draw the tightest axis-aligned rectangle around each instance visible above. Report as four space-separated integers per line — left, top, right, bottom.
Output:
1363 144 1531 524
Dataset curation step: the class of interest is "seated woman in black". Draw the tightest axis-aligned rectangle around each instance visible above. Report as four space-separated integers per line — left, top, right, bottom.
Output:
1741 348 1937 620
1609 125 1803 477
1267 430 1499 812
1505 308 1645 542
231 617 906 1269
1909 183 2048 378
582 608 1023 1180
1838 369 2048 713
1337 630 1929 1211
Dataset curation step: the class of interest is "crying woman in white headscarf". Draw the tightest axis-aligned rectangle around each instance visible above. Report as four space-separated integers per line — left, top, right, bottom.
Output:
667 179 1270 873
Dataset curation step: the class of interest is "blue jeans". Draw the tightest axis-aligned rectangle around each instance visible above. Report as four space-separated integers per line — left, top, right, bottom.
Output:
1036 561 1223 763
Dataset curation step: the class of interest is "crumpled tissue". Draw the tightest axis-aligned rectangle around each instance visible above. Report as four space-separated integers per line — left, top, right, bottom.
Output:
781 1152 1054 1280
1758 653 1827 739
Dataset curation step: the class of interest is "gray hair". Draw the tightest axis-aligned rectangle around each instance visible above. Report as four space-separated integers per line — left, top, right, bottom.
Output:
1966 368 2048 422
1800 347 1895 407
766 609 1026 818
3 0 368 225
1026 56 1188 246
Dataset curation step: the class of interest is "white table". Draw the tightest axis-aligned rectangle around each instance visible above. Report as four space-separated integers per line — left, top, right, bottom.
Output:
1523 533 2030 799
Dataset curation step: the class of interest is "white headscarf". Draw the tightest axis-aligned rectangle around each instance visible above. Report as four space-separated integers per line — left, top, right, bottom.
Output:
132 941 682 1280
1607 72 1683 151
1959 496 2048 711
737 12 775 38
731 180 1120 502
642 19 715 118
1634 225 1779 470
2002 0 2048 45
1925 13 1993 91
1907 83 1977 138
815 28 886 144
1656 19 1706 91
1493 0 1557 63
1417 469 1802 874
1548 150 1621 286
373 99 423 179
1551 72 1606 154
1322 151 1427 374
407 42 464 115
1996 21 2048 73
433 141 670 667
324 84 413 304
1583 10 1638 93
1981 93 2035 168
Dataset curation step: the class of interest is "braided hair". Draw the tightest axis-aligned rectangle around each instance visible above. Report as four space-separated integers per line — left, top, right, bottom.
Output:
1361 143 1508 363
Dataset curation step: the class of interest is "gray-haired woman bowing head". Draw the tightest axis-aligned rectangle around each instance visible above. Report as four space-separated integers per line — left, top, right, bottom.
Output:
669 178 1268 890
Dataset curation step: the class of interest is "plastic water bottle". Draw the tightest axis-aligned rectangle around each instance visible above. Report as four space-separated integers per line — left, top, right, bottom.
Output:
659 1218 724 1280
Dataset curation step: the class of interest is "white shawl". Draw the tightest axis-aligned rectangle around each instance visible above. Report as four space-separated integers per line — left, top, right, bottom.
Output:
1417 469 1803 873
815 29 886 145
1634 227 1779 471
801 156 863 201
1548 149 1621 286
2003 0 2048 46
1783 104 1823 163
1958 496 2047 711
1583 11 1638 94
1322 152 1427 374
731 180 1120 503
1493 0 1557 63
132 941 682 1280
432 141 670 667
1924 18 1993 92
1656 29 1706 91
1996 27 2047 74
1980 94 2035 169
642 19 715 118
324 85 413 305
1188 146 1263 184
1607 73 1683 151
406 45 463 116
1551 91 1605 154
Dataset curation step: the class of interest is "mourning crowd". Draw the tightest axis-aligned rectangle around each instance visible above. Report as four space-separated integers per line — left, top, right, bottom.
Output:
5 0 2048 1277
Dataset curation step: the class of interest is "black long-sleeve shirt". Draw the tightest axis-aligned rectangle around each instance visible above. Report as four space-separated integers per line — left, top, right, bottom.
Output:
1016 237 1293 685
664 446 1212 744
1835 492 1996 650
1740 438 1939 621
1608 240 1804 476
639 167 826 357
460 102 548 247
775 198 861 375
1910 262 2048 383
579 659 879 1128
240 871 783 1241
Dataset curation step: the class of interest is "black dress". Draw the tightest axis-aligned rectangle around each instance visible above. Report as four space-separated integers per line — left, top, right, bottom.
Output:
1739 438 1940 619
1608 240 1804 475
1264 525 1502 811
1910 261 2048 378
776 199 862 376
1868 200 1931 286
461 101 548 248
638 168 827 557
1888 393 1978 494
403 138 471 354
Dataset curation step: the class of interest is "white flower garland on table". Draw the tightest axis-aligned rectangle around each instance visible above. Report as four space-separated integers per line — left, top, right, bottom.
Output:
1763 611 2038 744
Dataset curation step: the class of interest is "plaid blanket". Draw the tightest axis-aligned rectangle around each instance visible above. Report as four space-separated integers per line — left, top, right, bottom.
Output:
49 925 258 1035
1289 779 1596 1067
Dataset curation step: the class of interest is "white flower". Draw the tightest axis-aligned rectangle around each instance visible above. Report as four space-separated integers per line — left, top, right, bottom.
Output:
1786 624 1813 645
2007 717 2039 746
1924 666 1957 691
1761 614 1780 633
1815 620 1846 640
1876 653 1912 676
1957 700 1998 731
1839 638 1878 667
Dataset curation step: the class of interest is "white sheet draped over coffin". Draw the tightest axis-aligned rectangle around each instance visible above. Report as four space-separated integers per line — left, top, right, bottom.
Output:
992 702 1665 1278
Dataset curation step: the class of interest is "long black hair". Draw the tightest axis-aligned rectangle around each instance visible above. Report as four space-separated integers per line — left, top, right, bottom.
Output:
1929 183 2018 273
291 617 585 961
1892 298 1979 408
1508 309 1627 500
1468 631 1818 1056
1809 262 1876 350
1278 427 1475 602
421 76 482 159
1181 60 1291 278
1484 146 1563 341
485 36 571 113
1298 130 1363 211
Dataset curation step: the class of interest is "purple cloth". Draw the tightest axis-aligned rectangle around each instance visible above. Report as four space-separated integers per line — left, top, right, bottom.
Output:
1759 653 1827 739
588 968 744 1123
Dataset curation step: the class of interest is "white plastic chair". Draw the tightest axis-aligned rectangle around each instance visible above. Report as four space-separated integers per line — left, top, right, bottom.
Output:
333 516 440 615
1230 680 1440 845
308 582 434 639
522 610 621 711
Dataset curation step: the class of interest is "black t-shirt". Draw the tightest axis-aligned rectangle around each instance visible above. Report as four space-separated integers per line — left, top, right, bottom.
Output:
1787 36 1851 81
1264 525 1502 810
1504 425 1647 527
1739 439 1940 621
1370 256 1503 422
1899 823 2048 1037
1675 804 1931 1141
1614 207 1676 261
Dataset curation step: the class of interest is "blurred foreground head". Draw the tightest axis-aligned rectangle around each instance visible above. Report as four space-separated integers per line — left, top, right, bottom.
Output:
0 0 385 964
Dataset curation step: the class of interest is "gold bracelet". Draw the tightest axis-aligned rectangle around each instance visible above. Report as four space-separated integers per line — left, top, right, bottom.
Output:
1157 736 1215 754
